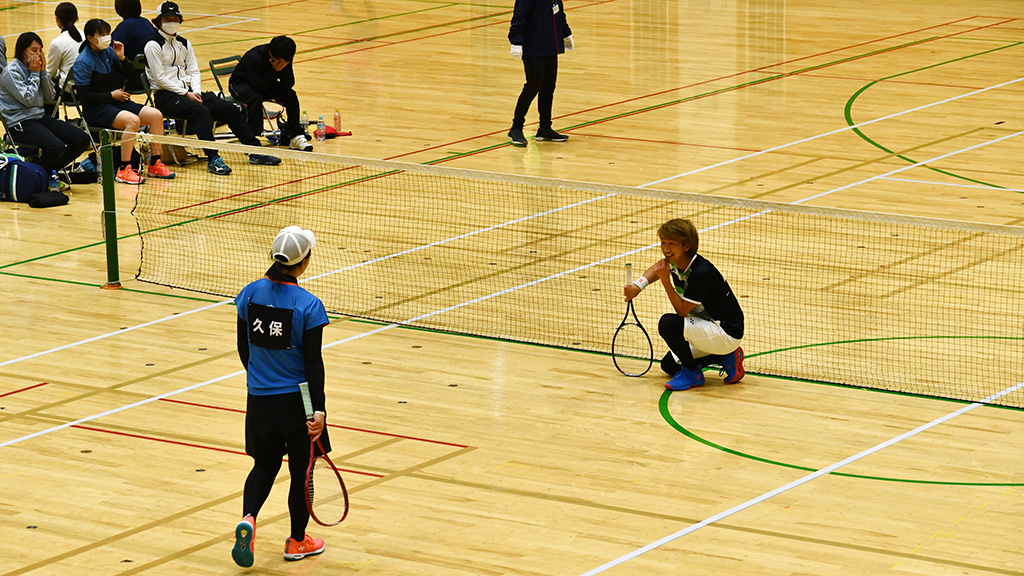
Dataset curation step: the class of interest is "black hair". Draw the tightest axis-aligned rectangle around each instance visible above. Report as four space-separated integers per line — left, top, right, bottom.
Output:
55 3 82 42
83 18 112 40
14 32 43 64
114 0 143 19
265 251 310 282
268 36 296 63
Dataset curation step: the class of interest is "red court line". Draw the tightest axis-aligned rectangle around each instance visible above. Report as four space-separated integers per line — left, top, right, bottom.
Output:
297 0 618 64
160 398 471 448
162 165 357 214
0 382 48 399
71 424 386 478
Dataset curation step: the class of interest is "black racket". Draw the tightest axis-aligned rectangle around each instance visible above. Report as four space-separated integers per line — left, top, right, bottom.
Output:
612 263 654 376
299 383 349 526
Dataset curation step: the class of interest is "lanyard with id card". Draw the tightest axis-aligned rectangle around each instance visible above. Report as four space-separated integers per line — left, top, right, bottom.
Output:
552 0 559 14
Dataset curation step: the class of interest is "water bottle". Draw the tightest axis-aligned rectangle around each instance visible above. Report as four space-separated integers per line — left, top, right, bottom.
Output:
333 109 341 132
300 110 309 133
49 170 59 192
315 115 325 142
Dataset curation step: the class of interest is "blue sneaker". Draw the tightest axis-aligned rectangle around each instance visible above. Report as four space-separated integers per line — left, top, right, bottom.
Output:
231 515 255 567
207 155 232 176
249 153 282 166
665 366 705 391
721 347 745 384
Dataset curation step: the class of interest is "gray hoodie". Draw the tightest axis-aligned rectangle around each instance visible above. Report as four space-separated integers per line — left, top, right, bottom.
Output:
0 57 54 125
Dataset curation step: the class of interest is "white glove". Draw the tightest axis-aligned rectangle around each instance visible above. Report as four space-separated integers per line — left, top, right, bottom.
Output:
510 45 523 60
564 35 574 52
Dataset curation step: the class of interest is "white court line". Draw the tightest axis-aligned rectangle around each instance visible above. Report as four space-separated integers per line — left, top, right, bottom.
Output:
0 194 615 371
881 176 1024 193
578 380 1024 576
7 127 1015 448
640 76 1024 188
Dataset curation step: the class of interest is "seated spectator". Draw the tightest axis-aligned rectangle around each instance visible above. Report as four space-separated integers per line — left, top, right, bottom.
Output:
144 1 280 176
74 18 175 184
111 0 155 91
0 32 92 174
229 36 312 152
46 2 82 91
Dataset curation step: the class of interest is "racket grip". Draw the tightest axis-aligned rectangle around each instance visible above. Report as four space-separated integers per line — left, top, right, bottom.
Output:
625 263 632 286
298 382 314 420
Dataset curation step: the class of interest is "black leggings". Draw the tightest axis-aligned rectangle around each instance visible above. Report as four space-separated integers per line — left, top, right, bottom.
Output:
243 448 310 541
8 115 93 172
231 82 302 141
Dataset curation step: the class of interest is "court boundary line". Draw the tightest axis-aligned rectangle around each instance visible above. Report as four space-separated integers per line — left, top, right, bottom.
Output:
882 176 1024 193
5 125 1019 450
577 380 1024 576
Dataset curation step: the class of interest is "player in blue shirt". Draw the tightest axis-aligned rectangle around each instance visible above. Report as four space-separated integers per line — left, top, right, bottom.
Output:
624 218 745 391
232 226 330 566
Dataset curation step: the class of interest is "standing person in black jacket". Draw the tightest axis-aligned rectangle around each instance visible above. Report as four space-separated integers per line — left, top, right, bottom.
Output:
229 36 312 152
507 0 574 147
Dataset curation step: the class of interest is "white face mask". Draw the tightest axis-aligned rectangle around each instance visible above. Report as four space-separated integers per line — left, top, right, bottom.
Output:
161 22 180 35
94 35 111 50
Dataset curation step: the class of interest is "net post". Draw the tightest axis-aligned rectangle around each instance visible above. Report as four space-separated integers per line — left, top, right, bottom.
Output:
100 130 121 290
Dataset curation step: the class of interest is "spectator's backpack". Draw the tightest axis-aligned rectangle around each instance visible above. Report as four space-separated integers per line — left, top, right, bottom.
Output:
0 154 69 208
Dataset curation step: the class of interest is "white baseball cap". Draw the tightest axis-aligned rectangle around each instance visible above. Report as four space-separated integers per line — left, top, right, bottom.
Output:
271 226 316 266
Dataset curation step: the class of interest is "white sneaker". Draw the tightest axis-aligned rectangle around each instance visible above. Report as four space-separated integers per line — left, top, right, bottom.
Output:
290 135 313 152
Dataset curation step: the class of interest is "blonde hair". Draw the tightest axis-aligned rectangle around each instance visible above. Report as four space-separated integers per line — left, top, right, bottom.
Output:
657 219 698 257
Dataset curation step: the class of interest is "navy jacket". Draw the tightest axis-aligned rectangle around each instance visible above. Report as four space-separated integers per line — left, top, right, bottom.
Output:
229 44 295 96
508 0 572 59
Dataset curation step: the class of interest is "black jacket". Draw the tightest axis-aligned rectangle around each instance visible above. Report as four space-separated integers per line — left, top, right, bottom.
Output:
508 0 572 59
229 44 295 96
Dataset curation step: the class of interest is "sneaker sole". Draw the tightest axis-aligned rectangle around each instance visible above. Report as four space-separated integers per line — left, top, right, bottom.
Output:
231 522 254 568
664 378 705 391
283 546 325 561
508 138 527 147
114 177 146 185
534 136 569 142
147 173 176 179
724 348 745 384
249 158 282 165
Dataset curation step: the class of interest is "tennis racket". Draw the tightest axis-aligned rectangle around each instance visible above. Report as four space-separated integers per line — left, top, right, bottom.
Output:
298 382 349 526
612 263 654 376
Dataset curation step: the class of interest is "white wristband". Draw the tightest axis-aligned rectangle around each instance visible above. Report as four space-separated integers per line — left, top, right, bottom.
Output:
632 277 649 290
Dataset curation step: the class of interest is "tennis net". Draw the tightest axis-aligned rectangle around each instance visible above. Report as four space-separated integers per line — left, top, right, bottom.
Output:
126 133 1024 407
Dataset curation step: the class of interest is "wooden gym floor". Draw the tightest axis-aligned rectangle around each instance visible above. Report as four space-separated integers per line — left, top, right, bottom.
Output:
2 0 1024 574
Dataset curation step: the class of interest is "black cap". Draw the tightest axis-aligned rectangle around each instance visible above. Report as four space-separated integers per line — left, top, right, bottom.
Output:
157 1 182 19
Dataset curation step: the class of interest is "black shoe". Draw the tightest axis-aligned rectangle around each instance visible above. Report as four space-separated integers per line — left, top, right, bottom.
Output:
507 128 527 147
535 128 569 142
249 153 282 166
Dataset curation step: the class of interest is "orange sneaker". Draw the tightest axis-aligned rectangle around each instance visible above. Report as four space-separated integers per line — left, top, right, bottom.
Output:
283 533 325 561
114 165 146 185
231 514 255 567
147 160 176 179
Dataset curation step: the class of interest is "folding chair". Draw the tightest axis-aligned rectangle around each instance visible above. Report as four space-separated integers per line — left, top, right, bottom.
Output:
128 54 149 103
209 55 284 139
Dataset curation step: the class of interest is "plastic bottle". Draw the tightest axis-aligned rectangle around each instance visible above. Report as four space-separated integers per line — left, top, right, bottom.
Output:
315 115 326 142
333 109 341 132
49 170 59 192
300 110 309 133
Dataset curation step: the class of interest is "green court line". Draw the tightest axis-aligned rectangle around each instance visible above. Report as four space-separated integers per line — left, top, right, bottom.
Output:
659 389 1024 486
194 3 458 48
845 41 1024 189
0 270 222 302
0 33 945 271
425 37 938 164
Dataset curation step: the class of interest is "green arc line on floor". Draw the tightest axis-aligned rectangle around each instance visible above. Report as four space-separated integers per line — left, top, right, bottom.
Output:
661 335 1024 486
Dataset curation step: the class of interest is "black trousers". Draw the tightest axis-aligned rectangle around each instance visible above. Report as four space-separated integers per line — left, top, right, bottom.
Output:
8 115 93 172
512 55 558 131
231 83 302 141
153 91 260 158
